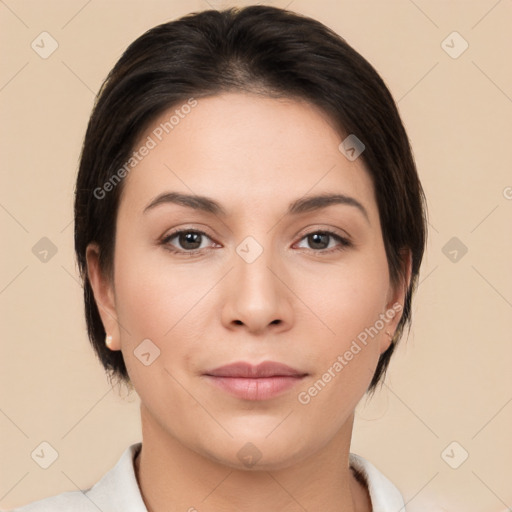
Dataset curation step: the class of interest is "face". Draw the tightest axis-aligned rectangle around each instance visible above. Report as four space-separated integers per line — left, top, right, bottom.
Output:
88 92 407 470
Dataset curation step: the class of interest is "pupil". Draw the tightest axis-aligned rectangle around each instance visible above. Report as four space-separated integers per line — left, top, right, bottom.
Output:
310 233 328 249
180 232 201 249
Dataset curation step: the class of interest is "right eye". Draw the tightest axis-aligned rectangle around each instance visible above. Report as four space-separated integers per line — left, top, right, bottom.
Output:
161 229 218 254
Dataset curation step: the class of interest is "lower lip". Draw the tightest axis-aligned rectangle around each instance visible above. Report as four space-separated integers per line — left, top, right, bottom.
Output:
204 375 305 401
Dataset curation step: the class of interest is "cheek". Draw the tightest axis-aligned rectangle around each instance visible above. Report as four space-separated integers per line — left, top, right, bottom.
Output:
293 279 387 437
113 241 195 335
303 255 390 348
111 248 200 411
112 244 218 370
293 250 390 402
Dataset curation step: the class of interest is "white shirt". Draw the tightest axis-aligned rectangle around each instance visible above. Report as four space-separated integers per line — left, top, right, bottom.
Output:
11 443 406 511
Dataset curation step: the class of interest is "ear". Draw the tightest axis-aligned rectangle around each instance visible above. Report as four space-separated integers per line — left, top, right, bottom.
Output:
86 242 121 350
379 249 413 354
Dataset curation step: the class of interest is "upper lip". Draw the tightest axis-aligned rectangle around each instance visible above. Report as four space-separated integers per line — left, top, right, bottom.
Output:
204 361 307 378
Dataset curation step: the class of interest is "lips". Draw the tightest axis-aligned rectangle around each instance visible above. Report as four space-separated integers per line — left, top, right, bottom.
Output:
203 361 308 401
205 361 306 378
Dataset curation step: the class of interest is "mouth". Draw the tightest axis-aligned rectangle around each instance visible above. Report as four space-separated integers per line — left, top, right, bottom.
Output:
203 361 308 401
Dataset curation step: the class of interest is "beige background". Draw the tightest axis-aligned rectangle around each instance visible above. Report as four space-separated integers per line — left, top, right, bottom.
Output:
1 0 511 510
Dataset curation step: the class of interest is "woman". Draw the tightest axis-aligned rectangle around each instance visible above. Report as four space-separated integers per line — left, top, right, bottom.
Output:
14 5 426 511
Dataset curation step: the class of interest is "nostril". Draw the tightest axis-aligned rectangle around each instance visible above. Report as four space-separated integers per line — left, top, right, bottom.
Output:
271 319 281 325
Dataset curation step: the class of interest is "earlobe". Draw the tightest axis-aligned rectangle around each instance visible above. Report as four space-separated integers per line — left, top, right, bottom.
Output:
379 330 394 353
85 243 121 350
380 249 413 353
386 248 412 311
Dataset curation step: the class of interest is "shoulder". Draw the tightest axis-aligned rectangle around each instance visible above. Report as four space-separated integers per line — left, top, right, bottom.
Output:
349 452 407 511
10 443 146 512
10 491 100 512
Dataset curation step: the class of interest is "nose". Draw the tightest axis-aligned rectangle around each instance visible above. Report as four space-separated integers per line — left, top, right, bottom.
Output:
221 245 293 335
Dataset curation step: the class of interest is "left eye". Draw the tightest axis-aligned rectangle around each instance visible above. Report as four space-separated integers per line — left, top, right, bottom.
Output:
296 231 350 251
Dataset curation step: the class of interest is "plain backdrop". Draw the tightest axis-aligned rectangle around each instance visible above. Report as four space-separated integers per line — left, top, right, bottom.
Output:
1 1 511 510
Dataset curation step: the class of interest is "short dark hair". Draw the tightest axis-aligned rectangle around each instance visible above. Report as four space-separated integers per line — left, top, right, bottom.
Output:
74 5 427 395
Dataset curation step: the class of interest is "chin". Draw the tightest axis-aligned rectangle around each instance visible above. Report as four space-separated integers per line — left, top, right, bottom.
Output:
197 428 317 472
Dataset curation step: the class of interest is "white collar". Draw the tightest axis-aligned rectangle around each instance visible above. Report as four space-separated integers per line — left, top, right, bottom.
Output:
349 452 407 511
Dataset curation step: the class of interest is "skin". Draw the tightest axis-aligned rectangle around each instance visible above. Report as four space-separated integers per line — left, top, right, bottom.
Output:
87 92 411 512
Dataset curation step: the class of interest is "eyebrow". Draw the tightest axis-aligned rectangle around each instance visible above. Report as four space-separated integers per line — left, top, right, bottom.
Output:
143 191 369 223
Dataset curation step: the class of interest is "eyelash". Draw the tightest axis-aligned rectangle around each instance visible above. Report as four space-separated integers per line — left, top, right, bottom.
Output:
160 228 352 256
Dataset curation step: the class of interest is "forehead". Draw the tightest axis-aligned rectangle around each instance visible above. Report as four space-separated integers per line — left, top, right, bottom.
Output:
119 92 377 219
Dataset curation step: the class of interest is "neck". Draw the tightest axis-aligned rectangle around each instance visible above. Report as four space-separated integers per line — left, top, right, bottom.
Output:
134 404 371 512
